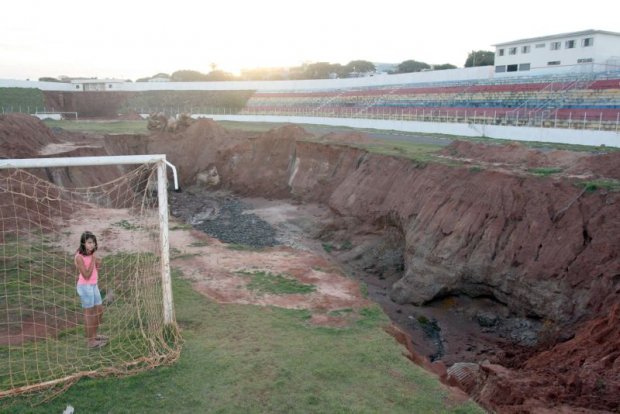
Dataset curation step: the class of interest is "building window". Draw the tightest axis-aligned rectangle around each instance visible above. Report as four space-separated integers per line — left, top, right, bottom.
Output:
75 85 80 89
550 41 561 50
547 61 561 66
519 63 531 71
498 49 505 56
577 58 594 63
509 47 517 55
495 65 506 73
108 84 113 89
507 64 518 72
565 40 576 49
521 45 530 54
535 43 546 48
582 37 594 47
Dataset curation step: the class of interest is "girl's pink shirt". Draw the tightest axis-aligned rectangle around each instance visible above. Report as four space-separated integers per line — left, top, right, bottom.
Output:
76 252 98 285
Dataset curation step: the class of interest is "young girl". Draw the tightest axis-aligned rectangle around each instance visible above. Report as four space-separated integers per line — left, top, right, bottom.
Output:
75 231 107 348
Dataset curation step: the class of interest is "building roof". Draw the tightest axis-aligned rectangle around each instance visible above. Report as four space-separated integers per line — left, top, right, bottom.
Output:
493 29 620 47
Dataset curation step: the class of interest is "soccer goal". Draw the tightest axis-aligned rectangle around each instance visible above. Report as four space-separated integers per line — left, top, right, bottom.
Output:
0 154 181 403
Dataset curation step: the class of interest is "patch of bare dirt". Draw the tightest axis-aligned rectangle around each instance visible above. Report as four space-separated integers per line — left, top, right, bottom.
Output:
317 131 374 145
0 113 60 157
2 113 619 413
0 310 79 346
165 205 372 321
173 239 370 315
55 199 372 327
440 140 620 179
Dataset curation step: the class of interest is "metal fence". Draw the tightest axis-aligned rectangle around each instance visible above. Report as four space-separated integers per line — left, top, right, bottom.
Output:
136 106 620 133
3 105 619 133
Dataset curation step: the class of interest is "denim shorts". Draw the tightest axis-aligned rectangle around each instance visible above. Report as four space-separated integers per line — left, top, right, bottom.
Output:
76 284 102 309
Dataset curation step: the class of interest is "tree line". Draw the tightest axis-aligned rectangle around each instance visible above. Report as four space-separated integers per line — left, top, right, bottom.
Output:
39 51 495 83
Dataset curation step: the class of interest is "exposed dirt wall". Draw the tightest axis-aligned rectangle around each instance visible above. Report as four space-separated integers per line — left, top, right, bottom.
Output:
129 119 618 412
0 113 60 157
330 158 619 323
109 118 619 329
161 123 618 327
2 114 618 412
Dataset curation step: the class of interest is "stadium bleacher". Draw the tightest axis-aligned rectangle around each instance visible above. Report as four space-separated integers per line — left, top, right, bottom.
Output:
239 71 620 130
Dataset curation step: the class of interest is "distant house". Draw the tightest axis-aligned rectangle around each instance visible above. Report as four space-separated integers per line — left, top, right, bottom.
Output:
373 63 398 75
70 78 128 91
493 29 620 73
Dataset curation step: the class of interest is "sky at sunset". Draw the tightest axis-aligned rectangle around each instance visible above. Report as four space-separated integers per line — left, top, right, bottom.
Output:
1 0 618 81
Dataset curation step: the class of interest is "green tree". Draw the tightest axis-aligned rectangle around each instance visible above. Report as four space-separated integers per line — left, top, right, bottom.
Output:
288 65 305 80
291 62 343 79
204 70 236 81
464 50 495 67
136 73 170 82
396 60 431 73
170 70 209 82
433 63 457 70
344 60 376 75
240 67 287 81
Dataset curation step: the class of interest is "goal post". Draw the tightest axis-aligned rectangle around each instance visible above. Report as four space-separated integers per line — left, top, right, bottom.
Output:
0 154 179 325
0 154 181 403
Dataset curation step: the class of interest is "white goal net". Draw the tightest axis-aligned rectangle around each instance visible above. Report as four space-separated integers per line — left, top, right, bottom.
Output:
0 155 181 404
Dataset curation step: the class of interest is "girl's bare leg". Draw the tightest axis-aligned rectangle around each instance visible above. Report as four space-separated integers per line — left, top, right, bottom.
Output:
94 304 107 340
84 307 99 346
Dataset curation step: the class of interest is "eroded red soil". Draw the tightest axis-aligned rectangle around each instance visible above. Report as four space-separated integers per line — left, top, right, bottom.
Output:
1 114 619 413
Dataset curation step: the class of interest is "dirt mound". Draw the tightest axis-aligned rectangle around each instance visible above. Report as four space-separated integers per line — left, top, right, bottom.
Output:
566 152 620 179
522 303 620 410
0 113 60 158
0 114 145 241
260 123 314 141
441 140 620 179
147 113 195 132
459 303 620 413
214 125 310 199
145 118 245 185
319 131 373 145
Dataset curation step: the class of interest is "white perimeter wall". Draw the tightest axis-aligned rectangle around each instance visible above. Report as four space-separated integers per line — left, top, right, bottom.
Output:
0 79 77 91
111 66 494 91
4 66 618 147
2 68 488 92
0 65 579 92
1 64 609 93
193 114 620 148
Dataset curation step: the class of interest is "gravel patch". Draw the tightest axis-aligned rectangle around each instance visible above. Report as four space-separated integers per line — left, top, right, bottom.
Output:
170 188 279 248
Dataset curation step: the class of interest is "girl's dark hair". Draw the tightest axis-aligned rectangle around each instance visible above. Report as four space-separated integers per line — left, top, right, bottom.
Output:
78 231 98 255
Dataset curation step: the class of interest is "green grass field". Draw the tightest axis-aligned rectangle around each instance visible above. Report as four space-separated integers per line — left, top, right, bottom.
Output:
2 269 484 413
43 119 149 134
0 244 174 402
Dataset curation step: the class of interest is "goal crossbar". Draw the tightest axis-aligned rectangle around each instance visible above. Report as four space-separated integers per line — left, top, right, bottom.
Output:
0 154 178 324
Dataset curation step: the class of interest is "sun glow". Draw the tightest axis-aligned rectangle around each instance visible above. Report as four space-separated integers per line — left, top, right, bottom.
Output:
0 0 617 80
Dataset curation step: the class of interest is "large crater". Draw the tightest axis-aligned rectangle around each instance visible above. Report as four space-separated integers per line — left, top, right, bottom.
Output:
3 114 619 413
